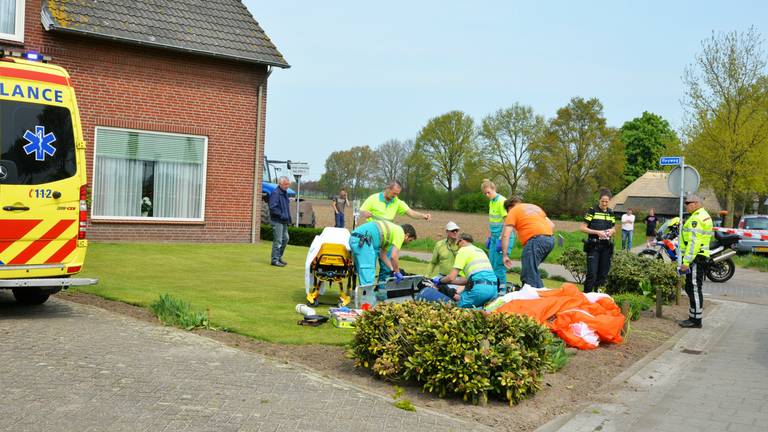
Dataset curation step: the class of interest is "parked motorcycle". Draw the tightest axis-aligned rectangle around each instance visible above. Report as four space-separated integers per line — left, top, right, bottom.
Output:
638 217 740 283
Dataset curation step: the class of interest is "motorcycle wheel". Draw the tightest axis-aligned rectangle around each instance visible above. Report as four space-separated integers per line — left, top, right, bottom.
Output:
638 249 662 260
707 258 735 283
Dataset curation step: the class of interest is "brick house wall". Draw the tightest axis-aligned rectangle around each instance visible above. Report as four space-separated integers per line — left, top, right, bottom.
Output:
6 0 269 242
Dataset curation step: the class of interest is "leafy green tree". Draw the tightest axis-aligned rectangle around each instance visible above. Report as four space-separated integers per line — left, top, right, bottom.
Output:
415 111 478 193
620 112 680 185
527 97 621 216
318 146 377 199
682 28 768 227
480 104 545 195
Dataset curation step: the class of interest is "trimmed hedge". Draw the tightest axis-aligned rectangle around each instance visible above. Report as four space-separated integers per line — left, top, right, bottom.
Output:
348 302 554 405
557 248 587 283
260 224 323 247
605 251 678 300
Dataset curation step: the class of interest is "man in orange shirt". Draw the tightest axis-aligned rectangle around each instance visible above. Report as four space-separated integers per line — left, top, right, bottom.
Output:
500 197 555 288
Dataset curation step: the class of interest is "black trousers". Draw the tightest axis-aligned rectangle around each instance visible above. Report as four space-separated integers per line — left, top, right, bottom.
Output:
685 255 708 323
584 242 613 293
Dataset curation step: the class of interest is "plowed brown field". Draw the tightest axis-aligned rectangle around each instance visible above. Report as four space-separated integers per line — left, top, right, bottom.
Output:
306 198 582 240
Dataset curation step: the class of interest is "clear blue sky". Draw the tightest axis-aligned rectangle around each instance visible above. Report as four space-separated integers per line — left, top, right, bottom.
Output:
244 0 768 181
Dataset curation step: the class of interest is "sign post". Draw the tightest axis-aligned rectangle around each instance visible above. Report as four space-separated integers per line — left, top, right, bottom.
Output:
661 156 702 313
290 162 310 227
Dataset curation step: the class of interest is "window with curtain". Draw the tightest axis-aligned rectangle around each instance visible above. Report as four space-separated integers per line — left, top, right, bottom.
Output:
0 0 24 42
92 127 207 221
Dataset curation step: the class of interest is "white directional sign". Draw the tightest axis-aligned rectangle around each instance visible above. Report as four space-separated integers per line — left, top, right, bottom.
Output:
290 162 310 177
660 156 681 166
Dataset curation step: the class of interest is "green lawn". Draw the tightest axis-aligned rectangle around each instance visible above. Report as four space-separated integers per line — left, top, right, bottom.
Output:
76 242 572 345
733 253 768 272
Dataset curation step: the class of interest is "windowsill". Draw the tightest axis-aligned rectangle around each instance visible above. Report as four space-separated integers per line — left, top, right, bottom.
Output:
90 218 205 225
0 38 24 46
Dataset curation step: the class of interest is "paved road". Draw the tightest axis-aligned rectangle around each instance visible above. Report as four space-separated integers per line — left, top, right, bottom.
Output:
0 292 482 432
538 300 768 432
703 266 768 304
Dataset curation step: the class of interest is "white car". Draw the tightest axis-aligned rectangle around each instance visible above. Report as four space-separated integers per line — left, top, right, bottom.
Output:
736 215 768 254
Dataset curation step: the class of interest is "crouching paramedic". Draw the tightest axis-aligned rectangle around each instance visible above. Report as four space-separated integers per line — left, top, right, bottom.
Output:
421 233 498 308
348 220 417 297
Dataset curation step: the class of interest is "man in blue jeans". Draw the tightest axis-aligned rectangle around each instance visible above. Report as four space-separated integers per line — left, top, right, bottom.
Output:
331 189 349 228
268 176 292 267
500 197 555 288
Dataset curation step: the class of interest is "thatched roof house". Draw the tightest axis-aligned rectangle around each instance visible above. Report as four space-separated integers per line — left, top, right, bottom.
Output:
609 171 721 217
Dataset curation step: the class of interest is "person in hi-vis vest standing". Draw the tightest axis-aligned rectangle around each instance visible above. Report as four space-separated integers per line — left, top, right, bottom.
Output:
678 194 712 329
482 179 513 293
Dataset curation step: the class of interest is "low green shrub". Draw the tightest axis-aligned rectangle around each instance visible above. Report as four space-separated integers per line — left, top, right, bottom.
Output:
612 293 653 321
455 192 487 213
557 248 586 283
538 268 549 279
544 339 571 372
605 251 677 300
150 294 211 330
260 224 324 247
507 266 522 274
550 275 567 282
348 302 554 405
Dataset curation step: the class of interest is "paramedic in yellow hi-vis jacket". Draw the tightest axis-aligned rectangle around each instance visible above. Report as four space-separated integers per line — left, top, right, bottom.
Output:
358 180 431 294
428 233 498 308
482 179 511 293
678 194 712 329
349 220 417 300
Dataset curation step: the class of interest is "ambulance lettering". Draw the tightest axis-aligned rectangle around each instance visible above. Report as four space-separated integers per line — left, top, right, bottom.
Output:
0 83 64 103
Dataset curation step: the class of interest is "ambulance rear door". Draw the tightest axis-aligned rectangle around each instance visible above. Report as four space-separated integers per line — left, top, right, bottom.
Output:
0 98 80 274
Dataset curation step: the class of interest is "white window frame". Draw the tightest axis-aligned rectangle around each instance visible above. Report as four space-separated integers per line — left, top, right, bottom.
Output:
91 126 208 222
0 0 25 43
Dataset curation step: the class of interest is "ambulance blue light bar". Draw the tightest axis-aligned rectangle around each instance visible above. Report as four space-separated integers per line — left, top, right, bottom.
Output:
24 52 43 61
0 49 51 63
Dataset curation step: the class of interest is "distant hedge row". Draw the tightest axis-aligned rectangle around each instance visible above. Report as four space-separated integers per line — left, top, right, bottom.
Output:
260 224 323 247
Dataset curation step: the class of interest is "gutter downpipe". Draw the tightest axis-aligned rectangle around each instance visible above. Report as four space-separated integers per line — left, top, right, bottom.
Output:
252 66 273 243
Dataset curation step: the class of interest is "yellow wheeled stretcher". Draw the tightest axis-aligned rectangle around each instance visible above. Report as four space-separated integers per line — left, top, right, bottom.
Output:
304 228 356 307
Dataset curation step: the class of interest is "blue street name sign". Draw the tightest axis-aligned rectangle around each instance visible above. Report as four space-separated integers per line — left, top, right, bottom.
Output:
660 156 681 166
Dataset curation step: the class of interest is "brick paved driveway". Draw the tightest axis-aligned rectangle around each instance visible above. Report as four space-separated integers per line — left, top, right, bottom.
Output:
0 292 482 432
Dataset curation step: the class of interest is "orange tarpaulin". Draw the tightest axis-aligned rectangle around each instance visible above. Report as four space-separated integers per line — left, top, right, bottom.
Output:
494 283 625 350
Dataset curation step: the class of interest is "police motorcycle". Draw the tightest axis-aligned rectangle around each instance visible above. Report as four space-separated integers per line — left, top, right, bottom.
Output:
638 217 740 283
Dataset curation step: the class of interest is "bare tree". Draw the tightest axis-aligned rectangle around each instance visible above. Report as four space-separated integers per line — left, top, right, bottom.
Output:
374 139 413 184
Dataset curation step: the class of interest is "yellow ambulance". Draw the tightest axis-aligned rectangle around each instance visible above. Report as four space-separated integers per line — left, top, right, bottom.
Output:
0 50 96 305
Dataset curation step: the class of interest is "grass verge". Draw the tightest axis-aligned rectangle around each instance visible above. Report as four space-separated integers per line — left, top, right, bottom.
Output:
77 242 575 345
733 253 768 272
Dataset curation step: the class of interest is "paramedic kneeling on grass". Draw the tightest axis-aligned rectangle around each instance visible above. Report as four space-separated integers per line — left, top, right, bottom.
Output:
501 197 555 288
349 220 417 295
421 233 498 308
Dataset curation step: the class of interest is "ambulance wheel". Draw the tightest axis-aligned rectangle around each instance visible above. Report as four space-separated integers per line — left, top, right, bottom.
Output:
12 287 50 305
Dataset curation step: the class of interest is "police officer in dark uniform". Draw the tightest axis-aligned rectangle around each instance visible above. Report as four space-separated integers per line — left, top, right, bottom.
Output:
579 189 617 293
